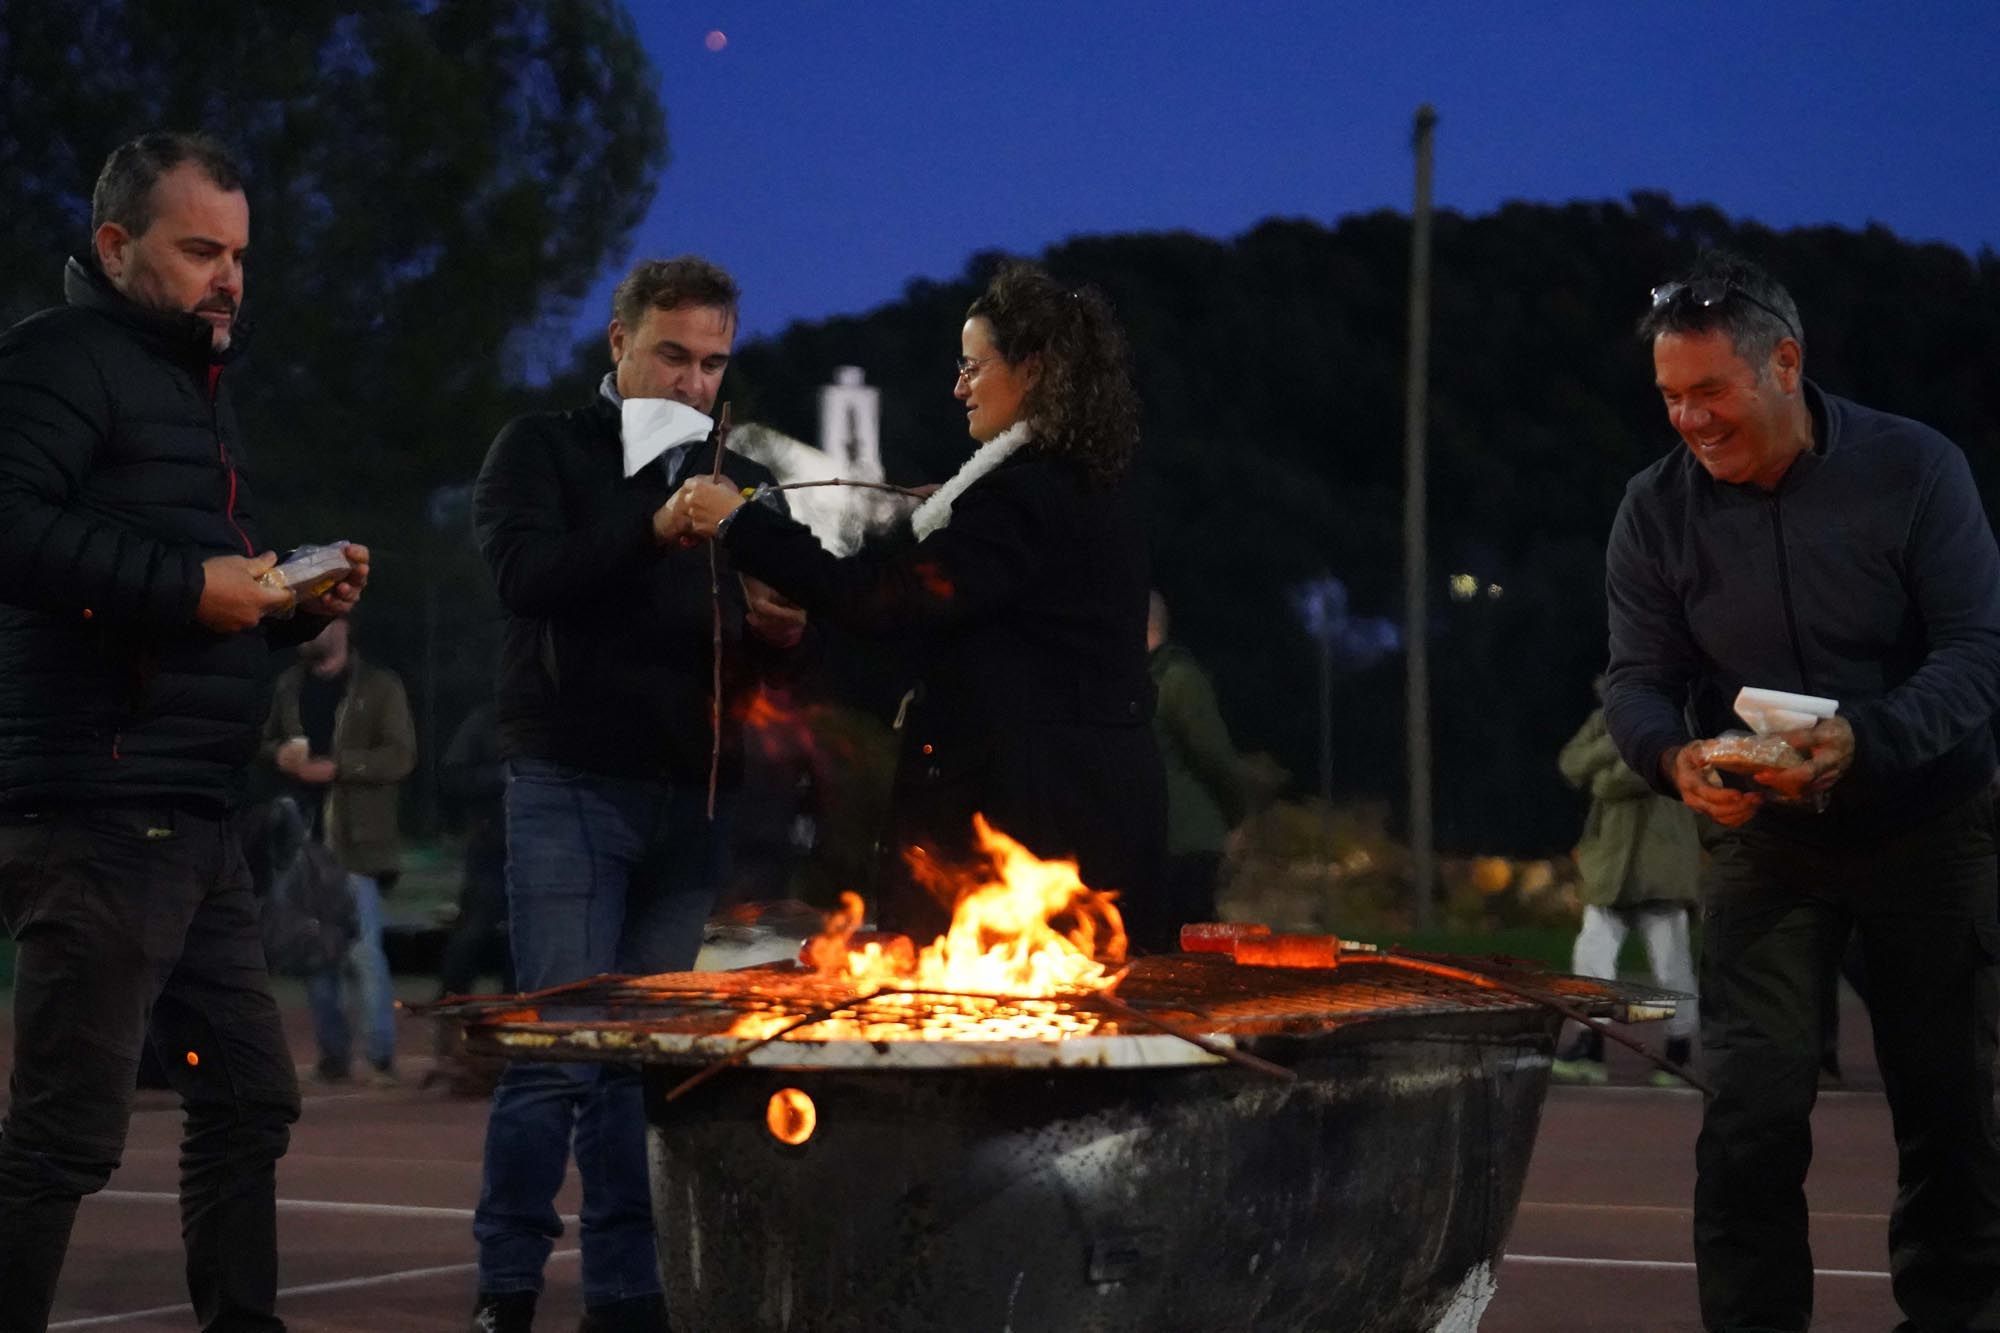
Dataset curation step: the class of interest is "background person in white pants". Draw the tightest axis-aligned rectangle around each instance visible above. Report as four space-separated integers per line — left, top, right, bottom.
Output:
1554 686 1700 1084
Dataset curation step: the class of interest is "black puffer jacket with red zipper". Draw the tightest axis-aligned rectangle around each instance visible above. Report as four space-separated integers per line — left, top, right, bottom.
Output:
0 254 317 810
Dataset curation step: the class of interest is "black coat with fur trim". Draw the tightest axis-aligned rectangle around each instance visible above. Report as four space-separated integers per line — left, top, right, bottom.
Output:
721 445 1166 938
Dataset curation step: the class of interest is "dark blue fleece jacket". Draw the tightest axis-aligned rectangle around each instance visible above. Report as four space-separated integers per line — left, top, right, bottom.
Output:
1603 381 2000 841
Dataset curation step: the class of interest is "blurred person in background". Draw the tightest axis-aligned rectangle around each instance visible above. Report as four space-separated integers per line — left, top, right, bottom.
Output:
1551 681 1699 1085
1143 590 1248 953
262 615 415 1087
425 700 512 1098
434 700 512 999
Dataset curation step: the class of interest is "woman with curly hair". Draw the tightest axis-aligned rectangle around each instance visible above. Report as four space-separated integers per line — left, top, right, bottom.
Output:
669 262 1166 944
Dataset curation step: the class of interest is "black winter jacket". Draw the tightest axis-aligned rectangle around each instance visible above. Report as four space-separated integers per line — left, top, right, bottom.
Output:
721 447 1166 935
0 256 317 810
1604 381 2000 842
473 395 797 785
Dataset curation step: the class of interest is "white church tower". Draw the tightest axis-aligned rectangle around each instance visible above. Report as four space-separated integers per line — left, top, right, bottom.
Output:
817 366 883 484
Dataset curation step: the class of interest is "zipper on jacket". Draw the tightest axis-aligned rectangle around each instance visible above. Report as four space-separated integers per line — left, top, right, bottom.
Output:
208 365 253 556
1768 494 1815 694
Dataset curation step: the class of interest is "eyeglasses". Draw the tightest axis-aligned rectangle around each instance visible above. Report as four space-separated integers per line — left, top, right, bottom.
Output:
954 354 1000 383
1650 278 1801 345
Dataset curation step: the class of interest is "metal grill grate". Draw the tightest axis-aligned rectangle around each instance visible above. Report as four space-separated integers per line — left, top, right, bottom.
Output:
428 951 1680 1046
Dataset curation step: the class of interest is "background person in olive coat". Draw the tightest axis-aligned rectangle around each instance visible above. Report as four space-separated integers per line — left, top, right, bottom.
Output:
1143 590 1248 952
261 616 416 1084
1553 694 1700 1083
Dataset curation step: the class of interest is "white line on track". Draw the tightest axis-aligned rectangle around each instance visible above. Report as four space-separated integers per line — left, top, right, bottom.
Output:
50 1248 579 1329
1505 1253 1888 1280
99 1188 479 1221
95 1189 581 1225
1518 1199 1889 1224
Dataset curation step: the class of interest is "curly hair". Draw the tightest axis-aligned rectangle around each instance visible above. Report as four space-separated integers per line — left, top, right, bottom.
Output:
966 263 1140 483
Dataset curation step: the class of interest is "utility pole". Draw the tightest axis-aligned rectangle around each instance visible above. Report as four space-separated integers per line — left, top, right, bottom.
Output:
1403 104 1438 928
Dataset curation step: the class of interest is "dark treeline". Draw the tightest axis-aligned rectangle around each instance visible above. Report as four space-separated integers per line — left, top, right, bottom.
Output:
714 199 2000 854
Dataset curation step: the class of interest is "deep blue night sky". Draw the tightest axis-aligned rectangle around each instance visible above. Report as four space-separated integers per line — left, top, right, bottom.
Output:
572 2 2000 342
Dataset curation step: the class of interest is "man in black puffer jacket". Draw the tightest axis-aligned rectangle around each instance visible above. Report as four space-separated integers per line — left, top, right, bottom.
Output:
0 132 368 1333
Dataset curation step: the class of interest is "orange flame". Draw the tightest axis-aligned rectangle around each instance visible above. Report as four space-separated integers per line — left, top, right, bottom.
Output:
730 816 1126 1041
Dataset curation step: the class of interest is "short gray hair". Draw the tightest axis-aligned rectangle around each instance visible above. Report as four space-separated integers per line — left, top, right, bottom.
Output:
1637 250 1804 367
91 131 246 238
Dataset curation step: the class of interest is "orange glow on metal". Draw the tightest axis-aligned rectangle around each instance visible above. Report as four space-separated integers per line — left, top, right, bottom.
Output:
729 815 1126 1042
766 1088 816 1144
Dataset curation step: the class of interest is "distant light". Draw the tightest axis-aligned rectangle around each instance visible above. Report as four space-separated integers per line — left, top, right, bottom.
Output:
1487 583 1503 599
705 30 727 52
1448 573 1478 601
185 1050 200 1067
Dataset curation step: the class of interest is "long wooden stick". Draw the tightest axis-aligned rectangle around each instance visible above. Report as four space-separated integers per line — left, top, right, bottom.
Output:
706 403 731 820
762 478 929 499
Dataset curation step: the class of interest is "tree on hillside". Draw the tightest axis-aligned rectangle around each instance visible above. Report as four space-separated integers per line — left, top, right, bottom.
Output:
1 0 664 515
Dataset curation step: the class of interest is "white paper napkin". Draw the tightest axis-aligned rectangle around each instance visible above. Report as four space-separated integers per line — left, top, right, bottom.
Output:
620 398 713 478
1733 685 1839 735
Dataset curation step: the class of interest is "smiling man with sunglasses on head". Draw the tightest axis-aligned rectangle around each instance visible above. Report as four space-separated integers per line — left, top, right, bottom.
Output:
1602 250 2000 1333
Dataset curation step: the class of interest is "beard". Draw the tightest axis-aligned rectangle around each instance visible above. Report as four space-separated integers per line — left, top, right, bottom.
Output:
120 253 236 349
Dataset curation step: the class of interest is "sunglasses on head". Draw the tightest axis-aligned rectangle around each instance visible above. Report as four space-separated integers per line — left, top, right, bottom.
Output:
1650 278 1801 345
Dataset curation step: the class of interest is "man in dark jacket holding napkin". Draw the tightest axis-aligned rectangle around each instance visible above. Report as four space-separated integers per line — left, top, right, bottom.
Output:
469 256 806 1333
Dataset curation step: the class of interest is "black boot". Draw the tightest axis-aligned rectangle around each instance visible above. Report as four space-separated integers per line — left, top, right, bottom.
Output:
578 1293 670 1332
472 1289 538 1333
1551 1026 1607 1084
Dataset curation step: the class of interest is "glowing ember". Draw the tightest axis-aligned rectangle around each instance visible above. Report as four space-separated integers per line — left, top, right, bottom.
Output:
731 816 1126 1042
766 1088 816 1144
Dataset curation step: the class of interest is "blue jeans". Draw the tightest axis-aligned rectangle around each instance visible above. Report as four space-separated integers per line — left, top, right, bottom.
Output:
304 872 397 1072
473 759 729 1305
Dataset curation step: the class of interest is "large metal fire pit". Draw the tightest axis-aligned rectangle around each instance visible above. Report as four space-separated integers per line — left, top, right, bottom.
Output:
447 951 1678 1333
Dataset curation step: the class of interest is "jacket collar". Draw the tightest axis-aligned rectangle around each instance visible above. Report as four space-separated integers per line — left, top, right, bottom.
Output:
63 252 247 368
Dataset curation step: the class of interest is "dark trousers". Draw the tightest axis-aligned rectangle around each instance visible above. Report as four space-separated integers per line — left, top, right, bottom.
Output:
437 855 513 998
1124 850 1221 954
1695 794 2000 1332
0 805 302 1333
